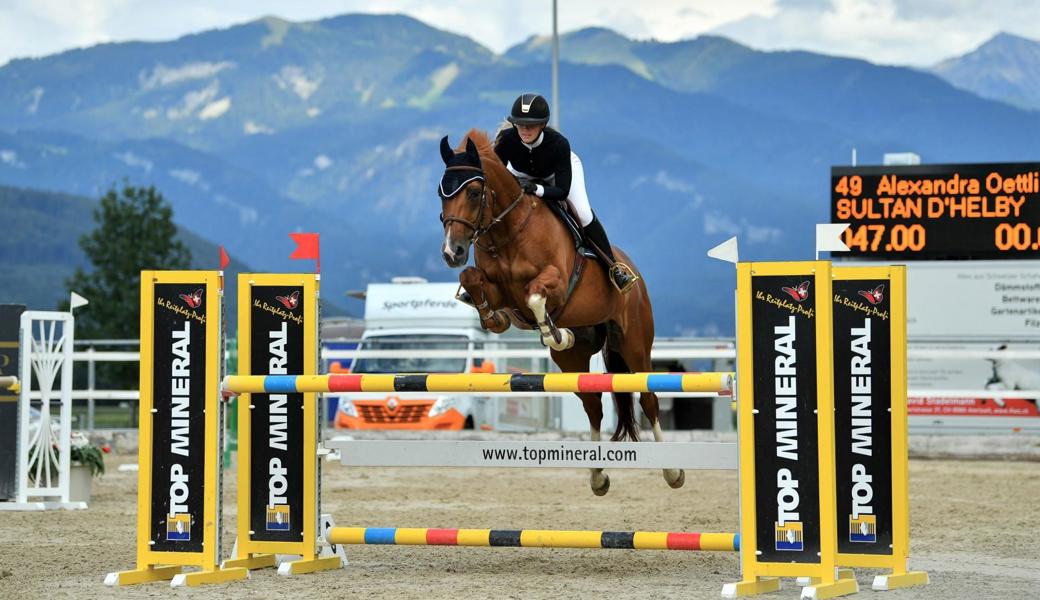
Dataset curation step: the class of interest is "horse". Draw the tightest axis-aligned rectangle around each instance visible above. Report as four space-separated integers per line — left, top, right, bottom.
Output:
437 129 684 495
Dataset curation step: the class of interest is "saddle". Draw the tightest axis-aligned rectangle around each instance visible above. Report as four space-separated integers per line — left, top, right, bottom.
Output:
543 197 598 260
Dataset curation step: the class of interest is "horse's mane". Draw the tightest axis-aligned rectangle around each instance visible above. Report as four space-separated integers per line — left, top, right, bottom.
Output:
456 128 504 169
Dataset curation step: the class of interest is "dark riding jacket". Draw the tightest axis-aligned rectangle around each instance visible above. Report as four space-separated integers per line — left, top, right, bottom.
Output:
494 126 571 202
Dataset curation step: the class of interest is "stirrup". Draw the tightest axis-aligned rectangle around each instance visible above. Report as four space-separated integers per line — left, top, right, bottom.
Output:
609 263 639 294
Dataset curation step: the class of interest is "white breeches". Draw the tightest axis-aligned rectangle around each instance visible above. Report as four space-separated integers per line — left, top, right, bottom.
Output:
507 151 594 227
567 152 593 226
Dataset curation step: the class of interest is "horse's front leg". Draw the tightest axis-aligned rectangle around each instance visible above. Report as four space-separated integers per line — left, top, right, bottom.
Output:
525 266 574 351
459 266 511 333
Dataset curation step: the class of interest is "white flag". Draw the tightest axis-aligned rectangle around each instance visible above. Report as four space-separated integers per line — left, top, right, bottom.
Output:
816 223 850 254
707 236 739 264
70 291 89 310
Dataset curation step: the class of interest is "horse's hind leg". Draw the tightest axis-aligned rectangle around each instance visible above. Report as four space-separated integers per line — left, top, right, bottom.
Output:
551 329 609 495
581 391 610 495
612 320 685 490
640 390 684 489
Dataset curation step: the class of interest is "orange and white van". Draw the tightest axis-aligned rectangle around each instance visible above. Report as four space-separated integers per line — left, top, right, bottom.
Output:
332 280 499 430
329 278 614 432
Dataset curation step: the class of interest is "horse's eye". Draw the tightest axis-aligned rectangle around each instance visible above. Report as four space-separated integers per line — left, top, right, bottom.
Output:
468 188 480 200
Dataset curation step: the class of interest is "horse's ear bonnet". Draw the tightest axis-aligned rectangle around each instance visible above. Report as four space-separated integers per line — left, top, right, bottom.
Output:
438 135 485 199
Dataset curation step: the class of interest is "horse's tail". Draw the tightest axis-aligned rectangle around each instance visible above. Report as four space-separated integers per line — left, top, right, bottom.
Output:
604 341 639 442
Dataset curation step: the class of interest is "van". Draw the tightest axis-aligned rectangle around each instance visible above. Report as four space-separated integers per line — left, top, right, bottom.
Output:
332 279 493 430
331 278 614 431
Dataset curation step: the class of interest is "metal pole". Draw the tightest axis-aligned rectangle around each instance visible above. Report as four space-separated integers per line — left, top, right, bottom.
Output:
87 347 95 431
551 0 560 130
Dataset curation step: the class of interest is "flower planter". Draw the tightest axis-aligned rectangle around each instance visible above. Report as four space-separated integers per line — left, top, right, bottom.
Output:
69 462 93 503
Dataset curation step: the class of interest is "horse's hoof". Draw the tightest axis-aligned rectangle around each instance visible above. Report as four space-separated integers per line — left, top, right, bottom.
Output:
667 469 685 489
591 473 610 496
544 329 575 351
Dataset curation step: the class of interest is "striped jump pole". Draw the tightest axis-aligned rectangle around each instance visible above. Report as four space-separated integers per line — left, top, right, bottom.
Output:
326 527 739 552
222 372 734 395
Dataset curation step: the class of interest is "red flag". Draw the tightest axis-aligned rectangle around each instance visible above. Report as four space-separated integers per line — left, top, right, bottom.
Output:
289 232 321 273
219 246 230 270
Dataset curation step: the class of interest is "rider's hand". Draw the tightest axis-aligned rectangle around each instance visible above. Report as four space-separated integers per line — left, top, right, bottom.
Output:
521 181 540 196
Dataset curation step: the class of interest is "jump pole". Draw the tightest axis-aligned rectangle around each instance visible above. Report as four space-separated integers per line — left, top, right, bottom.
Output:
325 527 739 552
222 371 733 395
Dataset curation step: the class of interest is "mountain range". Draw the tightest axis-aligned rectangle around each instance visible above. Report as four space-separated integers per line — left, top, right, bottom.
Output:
933 32 1040 111
1 14 1038 335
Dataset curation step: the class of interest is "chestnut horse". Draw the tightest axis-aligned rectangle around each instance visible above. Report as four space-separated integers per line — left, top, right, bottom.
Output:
438 130 684 495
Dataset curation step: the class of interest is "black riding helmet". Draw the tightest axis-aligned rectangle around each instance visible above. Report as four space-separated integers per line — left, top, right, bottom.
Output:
507 93 550 126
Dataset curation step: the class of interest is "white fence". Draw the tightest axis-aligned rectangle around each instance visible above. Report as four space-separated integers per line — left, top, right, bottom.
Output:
64 338 1040 433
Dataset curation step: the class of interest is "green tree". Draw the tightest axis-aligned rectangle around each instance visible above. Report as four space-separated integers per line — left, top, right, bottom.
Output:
65 184 191 339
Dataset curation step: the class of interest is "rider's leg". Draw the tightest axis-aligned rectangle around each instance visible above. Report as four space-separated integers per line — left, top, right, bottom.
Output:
568 152 639 293
566 152 594 227
583 214 616 261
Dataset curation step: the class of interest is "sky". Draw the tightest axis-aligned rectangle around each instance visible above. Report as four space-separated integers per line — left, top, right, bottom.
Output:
0 0 1037 67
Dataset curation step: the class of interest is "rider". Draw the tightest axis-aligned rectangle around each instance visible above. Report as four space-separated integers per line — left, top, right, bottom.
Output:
493 93 638 293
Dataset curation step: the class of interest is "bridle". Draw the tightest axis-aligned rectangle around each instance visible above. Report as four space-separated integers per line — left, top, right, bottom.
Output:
439 165 533 256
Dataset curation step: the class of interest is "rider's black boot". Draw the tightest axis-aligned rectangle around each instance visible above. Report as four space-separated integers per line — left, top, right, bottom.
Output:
583 215 639 294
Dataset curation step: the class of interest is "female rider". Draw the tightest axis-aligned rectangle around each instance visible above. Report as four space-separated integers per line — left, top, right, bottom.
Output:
493 93 638 293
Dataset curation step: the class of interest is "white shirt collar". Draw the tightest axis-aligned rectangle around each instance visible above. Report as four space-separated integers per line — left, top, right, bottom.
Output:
521 131 544 150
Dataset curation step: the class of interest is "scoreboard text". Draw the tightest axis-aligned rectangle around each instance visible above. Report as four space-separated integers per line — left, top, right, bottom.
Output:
831 162 1040 259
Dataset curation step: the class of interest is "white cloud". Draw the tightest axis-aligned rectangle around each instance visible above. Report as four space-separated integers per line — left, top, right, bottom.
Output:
138 61 234 89
0 150 27 169
0 1 1036 68
703 211 782 243
26 87 44 115
274 65 322 101
243 120 273 134
166 81 219 120
169 168 215 192
714 0 1040 66
198 96 231 120
314 154 332 170
113 150 152 172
